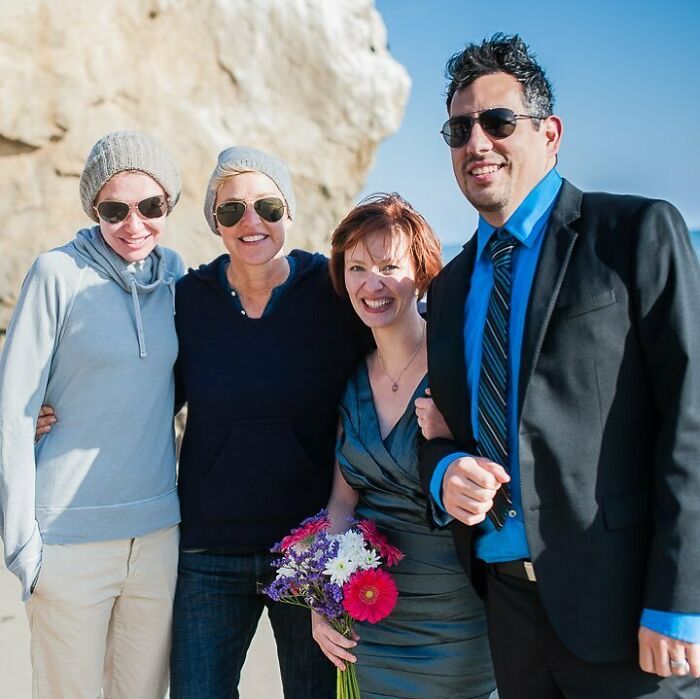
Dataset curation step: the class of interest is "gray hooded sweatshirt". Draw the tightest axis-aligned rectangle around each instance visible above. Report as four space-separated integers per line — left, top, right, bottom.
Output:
0 227 183 600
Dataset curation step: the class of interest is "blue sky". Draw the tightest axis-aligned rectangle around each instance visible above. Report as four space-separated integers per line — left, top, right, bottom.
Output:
360 0 700 244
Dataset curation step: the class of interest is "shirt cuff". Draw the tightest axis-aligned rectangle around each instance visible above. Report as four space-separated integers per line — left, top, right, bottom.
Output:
429 452 469 526
641 609 700 643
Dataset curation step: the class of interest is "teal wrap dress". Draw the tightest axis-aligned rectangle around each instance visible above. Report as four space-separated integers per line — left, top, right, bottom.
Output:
336 363 496 699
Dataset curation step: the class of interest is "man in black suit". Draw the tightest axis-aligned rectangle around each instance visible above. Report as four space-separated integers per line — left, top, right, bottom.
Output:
418 34 700 698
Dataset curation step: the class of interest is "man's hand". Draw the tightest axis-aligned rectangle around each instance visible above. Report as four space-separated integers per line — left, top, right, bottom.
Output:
441 455 510 526
638 626 700 678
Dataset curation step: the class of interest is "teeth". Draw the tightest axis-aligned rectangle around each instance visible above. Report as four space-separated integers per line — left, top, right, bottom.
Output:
470 164 500 176
241 234 266 243
364 298 392 309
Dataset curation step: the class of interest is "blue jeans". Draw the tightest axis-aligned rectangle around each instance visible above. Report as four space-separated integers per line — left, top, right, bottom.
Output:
170 550 335 699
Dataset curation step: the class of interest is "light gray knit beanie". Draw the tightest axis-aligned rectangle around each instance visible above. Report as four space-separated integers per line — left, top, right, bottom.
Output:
204 146 296 235
79 130 182 222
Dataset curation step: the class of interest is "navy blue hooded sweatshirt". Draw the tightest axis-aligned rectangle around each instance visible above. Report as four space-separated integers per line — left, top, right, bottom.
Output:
174 250 370 550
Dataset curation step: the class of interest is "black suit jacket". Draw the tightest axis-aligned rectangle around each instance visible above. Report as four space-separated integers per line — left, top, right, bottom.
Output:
419 180 700 663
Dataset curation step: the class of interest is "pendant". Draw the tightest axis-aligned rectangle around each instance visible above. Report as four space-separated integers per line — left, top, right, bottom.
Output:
391 383 398 392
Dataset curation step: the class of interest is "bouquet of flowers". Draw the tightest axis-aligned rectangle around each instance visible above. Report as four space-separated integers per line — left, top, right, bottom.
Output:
264 510 404 699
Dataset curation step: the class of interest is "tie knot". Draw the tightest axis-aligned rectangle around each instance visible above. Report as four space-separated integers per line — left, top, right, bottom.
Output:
488 229 516 267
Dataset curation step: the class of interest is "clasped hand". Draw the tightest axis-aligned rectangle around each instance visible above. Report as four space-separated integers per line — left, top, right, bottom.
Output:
441 455 510 526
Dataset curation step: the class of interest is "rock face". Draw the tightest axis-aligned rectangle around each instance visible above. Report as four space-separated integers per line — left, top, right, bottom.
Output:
0 0 409 331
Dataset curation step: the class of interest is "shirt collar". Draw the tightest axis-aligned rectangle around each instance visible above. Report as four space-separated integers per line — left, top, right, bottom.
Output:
476 168 563 259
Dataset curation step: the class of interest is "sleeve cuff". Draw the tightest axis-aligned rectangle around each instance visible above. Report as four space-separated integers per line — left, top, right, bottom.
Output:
429 452 469 526
641 609 700 643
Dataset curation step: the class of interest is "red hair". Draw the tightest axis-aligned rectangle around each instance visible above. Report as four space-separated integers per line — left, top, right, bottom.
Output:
330 193 442 298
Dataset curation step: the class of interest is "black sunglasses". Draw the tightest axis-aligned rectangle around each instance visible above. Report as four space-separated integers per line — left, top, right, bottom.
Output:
214 197 286 228
94 196 167 224
440 108 546 148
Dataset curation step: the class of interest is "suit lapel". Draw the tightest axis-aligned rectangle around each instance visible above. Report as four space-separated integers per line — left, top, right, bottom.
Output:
518 181 582 419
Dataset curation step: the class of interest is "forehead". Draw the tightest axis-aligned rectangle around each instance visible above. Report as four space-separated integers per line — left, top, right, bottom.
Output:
97 171 164 201
449 72 526 117
347 227 410 262
217 171 282 201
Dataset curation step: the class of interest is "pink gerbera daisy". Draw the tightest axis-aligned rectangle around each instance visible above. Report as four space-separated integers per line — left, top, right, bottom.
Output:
342 568 398 623
279 511 330 551
356 520 404 567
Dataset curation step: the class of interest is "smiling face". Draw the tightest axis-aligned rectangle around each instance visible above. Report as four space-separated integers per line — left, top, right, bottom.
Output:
95 171 167 262
344 228 418 330
214 171 289 267
449 72 562 226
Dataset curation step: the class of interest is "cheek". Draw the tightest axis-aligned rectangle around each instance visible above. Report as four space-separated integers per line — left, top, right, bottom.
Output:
145 219 166 238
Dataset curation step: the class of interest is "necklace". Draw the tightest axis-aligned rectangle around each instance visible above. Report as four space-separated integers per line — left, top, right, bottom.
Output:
376 323 426 392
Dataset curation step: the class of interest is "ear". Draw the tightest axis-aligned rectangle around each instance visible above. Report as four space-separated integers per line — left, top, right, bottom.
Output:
543 114 563 158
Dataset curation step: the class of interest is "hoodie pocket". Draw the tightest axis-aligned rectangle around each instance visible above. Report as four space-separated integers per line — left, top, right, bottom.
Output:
198 418 322 522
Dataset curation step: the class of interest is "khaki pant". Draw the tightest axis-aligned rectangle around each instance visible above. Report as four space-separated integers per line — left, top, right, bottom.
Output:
25 525 179 699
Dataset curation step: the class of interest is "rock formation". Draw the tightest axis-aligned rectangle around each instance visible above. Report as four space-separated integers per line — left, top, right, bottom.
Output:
0 0 409 331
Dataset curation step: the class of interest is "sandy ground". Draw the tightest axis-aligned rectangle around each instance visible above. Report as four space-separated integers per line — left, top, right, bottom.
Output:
0 542 283 699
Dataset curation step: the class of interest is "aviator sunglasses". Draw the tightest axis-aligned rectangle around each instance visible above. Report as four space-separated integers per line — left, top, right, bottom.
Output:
94 196 167 224
214 197 285 228
440 107 546 148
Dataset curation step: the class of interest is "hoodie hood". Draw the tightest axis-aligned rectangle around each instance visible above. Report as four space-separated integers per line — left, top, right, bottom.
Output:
69 226 178 358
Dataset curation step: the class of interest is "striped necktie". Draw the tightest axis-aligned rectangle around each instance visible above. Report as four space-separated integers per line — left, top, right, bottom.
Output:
477 230 517 530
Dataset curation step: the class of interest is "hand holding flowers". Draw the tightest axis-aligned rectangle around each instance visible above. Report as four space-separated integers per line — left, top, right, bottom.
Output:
264 510 403 698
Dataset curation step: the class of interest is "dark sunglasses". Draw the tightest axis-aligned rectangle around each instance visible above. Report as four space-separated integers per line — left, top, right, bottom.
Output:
94 196 167 224
214 197 286 228
440 108 546 148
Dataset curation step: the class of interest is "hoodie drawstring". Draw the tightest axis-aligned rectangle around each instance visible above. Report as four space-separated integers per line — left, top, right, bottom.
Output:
168 279 176 315
130 280 148 358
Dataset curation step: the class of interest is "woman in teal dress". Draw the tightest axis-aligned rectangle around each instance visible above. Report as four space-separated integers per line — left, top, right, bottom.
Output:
312 193 496 698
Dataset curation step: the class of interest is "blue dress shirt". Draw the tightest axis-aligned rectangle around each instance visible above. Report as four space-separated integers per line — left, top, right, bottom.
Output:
429 168 700 642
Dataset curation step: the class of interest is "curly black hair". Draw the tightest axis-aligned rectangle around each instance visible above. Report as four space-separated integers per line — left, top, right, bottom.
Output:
445 33 554 118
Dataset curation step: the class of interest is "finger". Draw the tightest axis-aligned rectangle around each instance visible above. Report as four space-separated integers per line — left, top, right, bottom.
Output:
444 473 498 504
38 406 55 417
652 643 671 678
35 425 51 436
639 640 655 674
668 639 690 676
447 487 498 511
320 646 347 670
451 463 500 490
425 388 431 396
325 641 357 664
477 458 511 484
447 505 486 526
686 643 700 678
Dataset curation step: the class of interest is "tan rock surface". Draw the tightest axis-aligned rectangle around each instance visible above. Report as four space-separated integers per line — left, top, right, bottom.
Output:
0 0 409 330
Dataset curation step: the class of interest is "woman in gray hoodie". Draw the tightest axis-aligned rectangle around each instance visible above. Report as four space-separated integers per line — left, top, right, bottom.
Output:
0 131 184 699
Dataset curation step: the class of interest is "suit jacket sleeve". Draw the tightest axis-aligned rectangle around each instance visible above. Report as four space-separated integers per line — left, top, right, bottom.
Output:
418 273 470 513
634 200 700 612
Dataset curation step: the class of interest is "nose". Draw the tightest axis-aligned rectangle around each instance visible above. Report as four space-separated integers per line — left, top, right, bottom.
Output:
463 122 494 158
123 210 146 234
365 272 385 292
240 202 262 226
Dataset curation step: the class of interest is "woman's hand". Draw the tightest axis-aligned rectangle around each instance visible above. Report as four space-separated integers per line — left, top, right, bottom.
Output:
415 388 454 440
35 406 57 443
311 610 359 670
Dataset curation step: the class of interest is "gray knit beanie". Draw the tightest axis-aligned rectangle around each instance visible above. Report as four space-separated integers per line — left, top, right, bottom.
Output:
79 131 181 222
204 146 296 235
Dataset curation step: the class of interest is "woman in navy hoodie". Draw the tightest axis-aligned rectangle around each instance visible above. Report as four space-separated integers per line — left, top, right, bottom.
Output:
169 146 369 698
